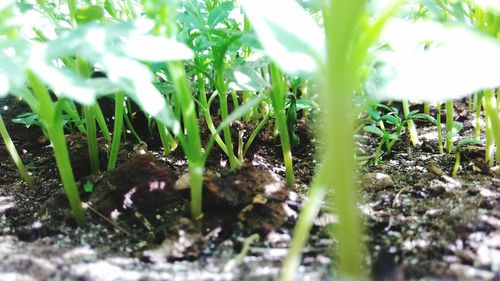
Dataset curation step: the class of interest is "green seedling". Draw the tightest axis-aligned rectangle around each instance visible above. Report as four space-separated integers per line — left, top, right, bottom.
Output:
0 1 192 225
245 0 500 279
364 104 436 163
269 63 295 188
286 93 300 148
13 109 85 136
178 0 243 170
0 112 33 187
83 180 94 193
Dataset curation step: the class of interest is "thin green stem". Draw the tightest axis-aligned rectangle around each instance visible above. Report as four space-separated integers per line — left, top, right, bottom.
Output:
475 94 482 141
452 151 460 177
197 74 228 155
0 112 33 187
107 92 125 171
157 121 177 155
60 100 86 134
168 61 204 220
243 105 269 158
280 162 329 281
402 99 418 146
445 100 454 153
215 66 239 169
269 63 294 188
93 103 111 142
436 102 444 154
75 56 100 174
28 71 85 225
84 106 100 174
242 91 252 122
123 110 142 143
231 90 240 113
484 89 500 165
423 102 430 115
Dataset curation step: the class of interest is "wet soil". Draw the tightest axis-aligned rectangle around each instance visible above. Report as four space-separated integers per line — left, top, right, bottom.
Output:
0 96 498 281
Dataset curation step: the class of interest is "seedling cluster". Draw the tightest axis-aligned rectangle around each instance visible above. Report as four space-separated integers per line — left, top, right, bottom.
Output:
1 0 500 280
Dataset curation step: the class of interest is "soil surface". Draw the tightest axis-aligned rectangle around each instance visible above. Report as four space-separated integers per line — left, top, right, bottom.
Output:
0 96 498 281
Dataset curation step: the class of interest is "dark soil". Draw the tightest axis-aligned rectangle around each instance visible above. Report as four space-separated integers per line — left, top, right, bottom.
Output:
0 96 498 281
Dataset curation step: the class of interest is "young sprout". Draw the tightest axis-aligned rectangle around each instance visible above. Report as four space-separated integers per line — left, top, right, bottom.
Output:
270 63 295 188
0 112 33 187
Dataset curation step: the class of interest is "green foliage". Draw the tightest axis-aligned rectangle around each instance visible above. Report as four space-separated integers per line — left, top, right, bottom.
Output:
2 0 500 279
364 103 436 160
75 5 104 24
83 180 94 193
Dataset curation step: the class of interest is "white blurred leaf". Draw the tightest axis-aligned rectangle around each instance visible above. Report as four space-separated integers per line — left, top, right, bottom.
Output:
29 43 96 105
88 78 122 94
227 66 270 91
101 54 180 133
369 20 500 102
474 0 500 13
242 0 325 75
122 35 193 62
0 0 14 11
0 73 8 97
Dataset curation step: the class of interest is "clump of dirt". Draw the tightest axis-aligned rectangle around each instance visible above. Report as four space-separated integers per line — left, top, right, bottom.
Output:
202 164 292 235
87 153 182 222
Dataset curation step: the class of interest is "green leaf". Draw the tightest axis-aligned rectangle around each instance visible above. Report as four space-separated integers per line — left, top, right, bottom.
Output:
386 133 399 140
15 2 33 12
12 112 41 128
457 137 483 148
295 98 318 111
367 107 381 120
452 121 463 134
103 0 116 17
75 6 104 24
208 2 234 28
83 180 94 192
380 114 398 124
242 0 324 75
376 103 396 113
363 125 384 136
410 113 437 124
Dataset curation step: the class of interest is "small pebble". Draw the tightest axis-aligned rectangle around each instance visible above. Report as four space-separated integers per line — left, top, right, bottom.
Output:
428 175 462 195
362 173 394 191
427 161 444 177
492 178 500 187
